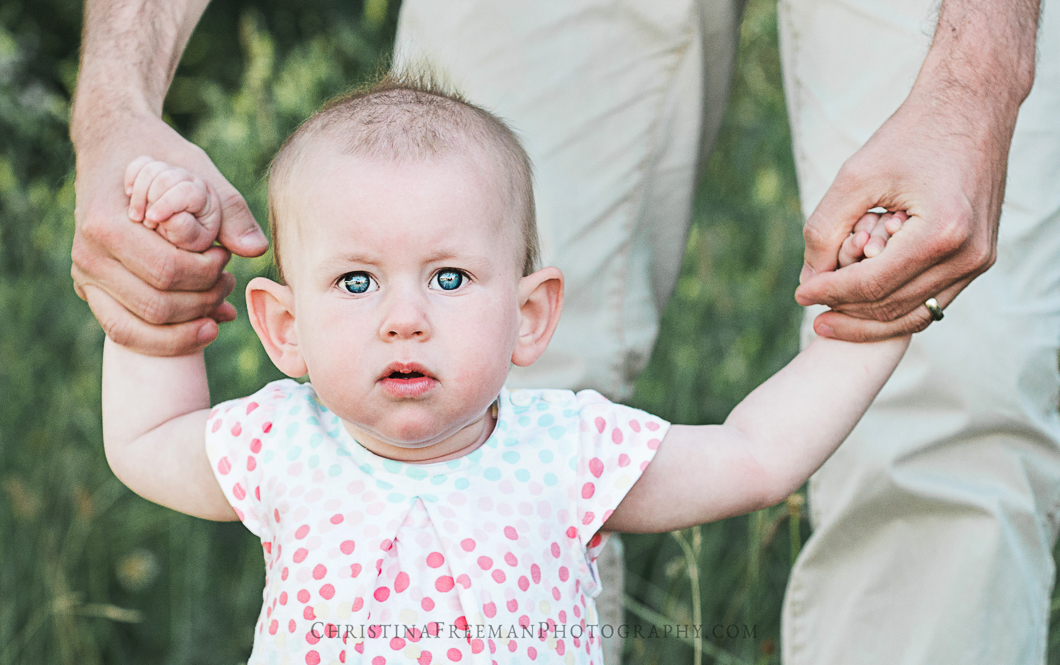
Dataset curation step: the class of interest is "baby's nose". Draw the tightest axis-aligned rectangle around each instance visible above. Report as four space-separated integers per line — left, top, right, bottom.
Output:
379 296 430 341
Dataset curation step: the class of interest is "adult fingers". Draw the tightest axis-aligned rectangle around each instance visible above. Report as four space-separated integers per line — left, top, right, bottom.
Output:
795 216 956 310
73 259 236 325
862 213 895 258
809 280 967 342
213 179 269 258
82 284 220 356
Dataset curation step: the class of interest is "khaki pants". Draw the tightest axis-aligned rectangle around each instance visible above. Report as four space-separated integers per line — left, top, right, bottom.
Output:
780 1 1060 663
393 2 743 662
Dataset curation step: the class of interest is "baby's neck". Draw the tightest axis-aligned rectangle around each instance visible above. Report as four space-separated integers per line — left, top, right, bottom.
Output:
342 402 497 464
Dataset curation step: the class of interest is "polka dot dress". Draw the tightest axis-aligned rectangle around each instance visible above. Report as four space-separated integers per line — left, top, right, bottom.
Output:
206 380 668 665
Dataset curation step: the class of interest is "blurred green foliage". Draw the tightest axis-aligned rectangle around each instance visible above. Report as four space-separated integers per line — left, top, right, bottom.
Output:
4 0 1060 664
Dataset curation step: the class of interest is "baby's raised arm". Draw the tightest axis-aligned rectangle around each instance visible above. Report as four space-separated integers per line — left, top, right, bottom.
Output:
102 340 235 520
124 156 222 252
605 334 909 532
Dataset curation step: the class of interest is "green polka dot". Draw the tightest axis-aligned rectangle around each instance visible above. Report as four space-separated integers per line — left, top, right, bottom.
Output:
383 460 402 474
286 446 301 461
515 469 530 482
335 448 351 457
563 409 578 417
307 417 320 427
421 494 438 503
538 414 554 427
468 449 484 463
535 401 548 411
405 467 428 480
430 475 447 485
504 437 520 447
446 460 461 469
455 477 470 490
497 420 508 431
502 451 520 464
543 472 557 486
309 433 323 448
483 468 501 481
518 416 531 427
513 405 530 414
359 464 374 475
263 450 274 463
375 479 393 490
387 493 406 503
549 426 566 440
285 422 300 437
328 464 342 477
288 405 302 416
538 450 554 463
308 454 319 468
569 458 578 471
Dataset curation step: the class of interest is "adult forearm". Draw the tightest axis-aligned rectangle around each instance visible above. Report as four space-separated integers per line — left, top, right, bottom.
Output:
72 0 211 147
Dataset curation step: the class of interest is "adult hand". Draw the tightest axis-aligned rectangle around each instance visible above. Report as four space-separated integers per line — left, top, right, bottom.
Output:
794 0 1038 342
72 113 269 356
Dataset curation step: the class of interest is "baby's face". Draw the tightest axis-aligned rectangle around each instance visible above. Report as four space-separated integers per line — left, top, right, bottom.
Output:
268 149 529 455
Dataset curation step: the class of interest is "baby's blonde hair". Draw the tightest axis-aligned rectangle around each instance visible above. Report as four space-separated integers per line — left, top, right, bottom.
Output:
267 69 539 283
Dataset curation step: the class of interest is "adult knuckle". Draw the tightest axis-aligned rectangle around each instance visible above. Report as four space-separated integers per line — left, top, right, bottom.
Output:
857 274 889 303
138 292 174 325
149 251 180 290
101 314 133 347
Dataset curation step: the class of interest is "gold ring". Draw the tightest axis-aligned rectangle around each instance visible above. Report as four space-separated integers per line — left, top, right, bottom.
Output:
924 297 944 321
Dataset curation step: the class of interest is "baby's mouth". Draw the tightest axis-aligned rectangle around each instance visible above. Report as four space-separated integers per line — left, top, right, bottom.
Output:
379 363 436 398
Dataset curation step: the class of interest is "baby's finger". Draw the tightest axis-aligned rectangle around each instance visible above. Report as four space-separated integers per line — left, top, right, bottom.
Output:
838 230 869 267
884 210 908 235
863 214 895 258
156 211 216 252
124 156 154 195
128 160 170 223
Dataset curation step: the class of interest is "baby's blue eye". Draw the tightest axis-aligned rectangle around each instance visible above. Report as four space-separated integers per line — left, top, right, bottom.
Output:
340 272 376 294
432 270 465 291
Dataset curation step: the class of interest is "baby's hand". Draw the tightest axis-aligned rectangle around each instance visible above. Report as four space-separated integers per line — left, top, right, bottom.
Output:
124 156 222 252
837 210 907 268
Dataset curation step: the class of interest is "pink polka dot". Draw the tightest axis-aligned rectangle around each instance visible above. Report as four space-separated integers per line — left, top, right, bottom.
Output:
646 421 660 431
269 620 278 635
395 572 409 593
418 652 432 665
483 601 496 618
565 527 577 539
421 597 435 611
297 589 310 603
477 556 493 570
648 438 661 450
279 591 288 605
296 525 310 539
491 569 506 583
528 646 537 660
447 648 462 661
504 552 518 567
372 657 385 665
552 587 561 600
426 551 445 568
313 564 327 580
352 597 363 611
250 438 262 453
582 512 595 525
374 587 390 601
391 637 406 650
381 539 393 551
231 423 242 437
618 454 630 467
435 576 455 592
640 461 650 471
581 483 595 499
508 640 517 652
518 615 530 628
557 639 565 655
594 417 606 433
306 650 320 665
293 548 308 563
551 542 561 558
262 421 273 433
289 619 297 633
531 564 542 583
232 483 246 500
211 419 222 433
503 526 518 540
471 639 484 654
589 532 603 548
247 457 257 471
518 576 530 591
589 457 604 478
559 566 569 581
460 538 476 551
611 428 623 444
456 574 471 588
340 540 355 554
246 402 258 414
304 606 316 620
350 563 362 577
320 584 334 600
331 513 344 524
281 567 289 580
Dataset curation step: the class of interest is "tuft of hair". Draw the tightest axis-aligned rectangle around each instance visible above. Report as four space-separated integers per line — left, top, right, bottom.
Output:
267 68 539 283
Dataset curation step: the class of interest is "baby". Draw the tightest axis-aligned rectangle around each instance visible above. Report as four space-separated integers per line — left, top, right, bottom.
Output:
103 74 909 665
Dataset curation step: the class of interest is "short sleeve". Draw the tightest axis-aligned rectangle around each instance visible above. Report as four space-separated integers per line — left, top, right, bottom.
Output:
204 380 292 539
574 390 669 554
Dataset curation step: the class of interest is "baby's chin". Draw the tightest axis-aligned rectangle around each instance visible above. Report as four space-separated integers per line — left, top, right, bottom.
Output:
338 404 494 455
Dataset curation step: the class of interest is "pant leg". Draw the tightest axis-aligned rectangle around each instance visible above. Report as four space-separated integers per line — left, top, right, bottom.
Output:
779 1 1060 663
393 3 741 663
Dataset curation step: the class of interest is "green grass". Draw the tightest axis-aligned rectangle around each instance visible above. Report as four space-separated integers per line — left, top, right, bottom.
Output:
3 0 1060 663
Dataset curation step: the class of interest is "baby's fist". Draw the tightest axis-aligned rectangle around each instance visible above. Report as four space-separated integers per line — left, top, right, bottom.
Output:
124 156 222 252
837 211 907 268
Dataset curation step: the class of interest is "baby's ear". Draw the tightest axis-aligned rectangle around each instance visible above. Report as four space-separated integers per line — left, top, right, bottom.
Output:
512 267 564 367
246 277 307 378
